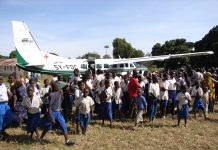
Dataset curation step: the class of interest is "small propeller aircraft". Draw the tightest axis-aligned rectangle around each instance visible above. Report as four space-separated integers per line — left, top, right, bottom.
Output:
12 21 214 76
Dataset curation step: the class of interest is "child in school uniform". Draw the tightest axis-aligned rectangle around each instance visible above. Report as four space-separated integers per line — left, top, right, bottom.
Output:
102 80 113 127
112 81 123 118
148 74 160 122
133 91 147 127
95 81 105 119
0 76 14 140
74 88 94 135
39 82 75 146
21 86 42 140
176 85 192 127
191 81 207 119
159 73 169 119
74 81 86 134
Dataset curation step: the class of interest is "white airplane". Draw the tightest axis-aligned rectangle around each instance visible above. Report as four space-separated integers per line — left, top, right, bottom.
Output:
12 21 214 76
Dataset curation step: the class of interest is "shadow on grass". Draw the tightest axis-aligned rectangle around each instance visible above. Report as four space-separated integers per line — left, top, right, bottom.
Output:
5 134 35 145
205 117 218 123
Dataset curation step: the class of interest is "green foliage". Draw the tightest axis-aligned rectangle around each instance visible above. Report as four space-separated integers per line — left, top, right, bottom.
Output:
151 39 194 69
0 54 8 59
112 38 144 58
103 54 112 59
9 50 16 58
81 52 101 59
193 25 218 67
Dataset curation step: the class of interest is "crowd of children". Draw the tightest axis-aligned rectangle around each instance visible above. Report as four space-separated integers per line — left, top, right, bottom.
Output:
0 67 218 145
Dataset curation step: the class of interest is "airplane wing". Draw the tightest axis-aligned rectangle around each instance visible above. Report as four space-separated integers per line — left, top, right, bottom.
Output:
110 51 214 64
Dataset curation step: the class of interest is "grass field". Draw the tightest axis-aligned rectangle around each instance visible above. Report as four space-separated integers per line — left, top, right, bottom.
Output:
1 106 218 150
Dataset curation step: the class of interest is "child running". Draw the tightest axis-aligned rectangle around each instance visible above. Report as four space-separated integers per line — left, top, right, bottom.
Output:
39 82 75 146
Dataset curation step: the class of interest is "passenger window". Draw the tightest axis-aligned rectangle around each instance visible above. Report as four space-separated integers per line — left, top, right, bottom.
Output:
96 64 102 69
120 64 124 68
81 64 88 69
104 64 109 68
125 63 129 67
112 64 117 68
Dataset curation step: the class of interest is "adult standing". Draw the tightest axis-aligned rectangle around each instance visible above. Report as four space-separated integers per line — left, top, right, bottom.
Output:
128 70 140 116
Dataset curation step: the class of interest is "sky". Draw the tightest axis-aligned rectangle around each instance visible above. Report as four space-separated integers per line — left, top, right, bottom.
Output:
0 0 218 58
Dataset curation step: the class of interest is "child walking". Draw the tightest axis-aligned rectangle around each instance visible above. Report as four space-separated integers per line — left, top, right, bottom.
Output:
21 86 42 140
74 88 94 135
133 91 147 127
176 85 192 127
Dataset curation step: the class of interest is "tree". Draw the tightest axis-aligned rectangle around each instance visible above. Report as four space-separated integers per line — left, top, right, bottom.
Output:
193 25 218 67
9 50 16 58
0 54 8 59
103 54 112 59
151 39 194 69
112 38 144 58
80 52 101 59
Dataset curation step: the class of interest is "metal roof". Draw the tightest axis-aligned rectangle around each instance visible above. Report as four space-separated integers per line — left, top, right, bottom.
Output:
0 58 17 66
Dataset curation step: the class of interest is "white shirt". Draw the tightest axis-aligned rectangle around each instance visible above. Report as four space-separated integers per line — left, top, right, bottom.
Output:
21 95 42 114
159 80 169 100
105 87 113 103
112 87 123 104
86 79 94 90
168 78 177 90
0 84 8 102
176 92 191 110
74 96 94 114
148 82 160 98
139 81 145 93
191 86 203 97
93 74 105 89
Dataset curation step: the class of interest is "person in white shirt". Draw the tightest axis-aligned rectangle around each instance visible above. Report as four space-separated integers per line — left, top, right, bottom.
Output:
148 74 160 122
74 88 94 135
191 81 207 119
21 86 42 139
159 73 169 119
93 69 105 91
120 75 129 114
102 80 113 127
74 81 85 134
94 81 105 119
112 81 123 118
176 85 191 127
168 71 178 117
0 76 14 140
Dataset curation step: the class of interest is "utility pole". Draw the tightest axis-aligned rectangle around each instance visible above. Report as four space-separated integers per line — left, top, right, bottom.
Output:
104 45 109 55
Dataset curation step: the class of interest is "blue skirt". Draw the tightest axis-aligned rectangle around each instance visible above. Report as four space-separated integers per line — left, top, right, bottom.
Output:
178 104 189 119
0 102 14 131
102 102 112 120
80 112 91 129
193 98 205 112
39 111 67 133
168 90 177 108
27 112 40 133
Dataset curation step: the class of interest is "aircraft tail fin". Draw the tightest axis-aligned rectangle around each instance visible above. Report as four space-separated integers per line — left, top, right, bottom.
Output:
12 21 42 66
